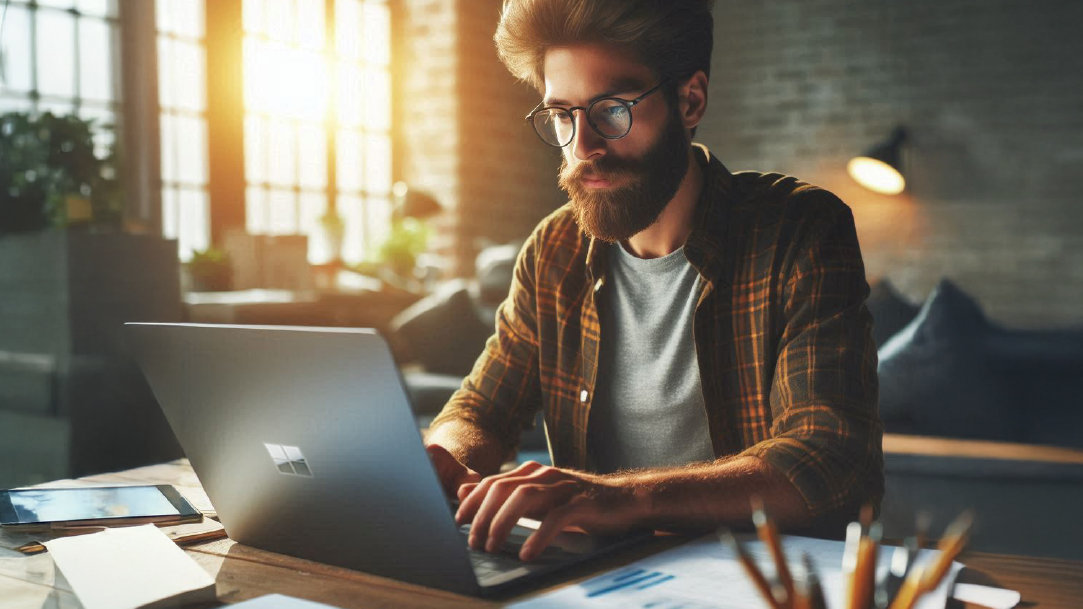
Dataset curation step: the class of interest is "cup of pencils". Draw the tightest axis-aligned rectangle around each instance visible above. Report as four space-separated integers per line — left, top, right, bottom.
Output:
721 500 974 609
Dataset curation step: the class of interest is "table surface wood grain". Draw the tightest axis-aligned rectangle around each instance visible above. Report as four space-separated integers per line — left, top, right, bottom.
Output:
3 435 1082 608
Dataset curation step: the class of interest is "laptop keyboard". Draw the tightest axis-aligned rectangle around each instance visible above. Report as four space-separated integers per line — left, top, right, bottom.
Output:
459 524 583 581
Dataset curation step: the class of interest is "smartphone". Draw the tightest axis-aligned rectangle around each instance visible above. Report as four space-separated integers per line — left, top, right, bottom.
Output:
0 484 203 531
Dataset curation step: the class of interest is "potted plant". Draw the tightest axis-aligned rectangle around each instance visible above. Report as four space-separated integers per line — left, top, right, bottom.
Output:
0 111 122 232
185 247 233 292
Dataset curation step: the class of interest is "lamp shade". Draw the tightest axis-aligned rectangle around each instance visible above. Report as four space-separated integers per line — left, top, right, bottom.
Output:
848 127 907 195
392 182 443 220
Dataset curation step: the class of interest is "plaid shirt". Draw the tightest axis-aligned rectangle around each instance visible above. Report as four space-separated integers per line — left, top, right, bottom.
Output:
432 146 883 518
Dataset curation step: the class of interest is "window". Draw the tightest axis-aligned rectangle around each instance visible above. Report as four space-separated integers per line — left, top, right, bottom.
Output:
0 0 119 161
242 0 393 264
157 0 209 260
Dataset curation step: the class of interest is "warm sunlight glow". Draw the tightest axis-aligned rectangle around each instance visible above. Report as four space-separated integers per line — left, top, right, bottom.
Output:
848 156 906 195
244 39 329 121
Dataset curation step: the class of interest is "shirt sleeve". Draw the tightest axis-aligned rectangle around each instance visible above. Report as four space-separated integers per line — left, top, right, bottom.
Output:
428 231 544 458
740 194 884 519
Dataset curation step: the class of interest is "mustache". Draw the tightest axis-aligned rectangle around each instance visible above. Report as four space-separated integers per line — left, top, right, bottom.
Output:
558 154 647 188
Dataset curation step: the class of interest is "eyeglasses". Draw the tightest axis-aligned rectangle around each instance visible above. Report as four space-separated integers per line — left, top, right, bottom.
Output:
524 80 668 148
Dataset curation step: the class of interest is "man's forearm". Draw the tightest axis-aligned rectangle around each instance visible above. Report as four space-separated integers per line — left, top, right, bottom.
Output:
604 455 813 532
424 418 510 477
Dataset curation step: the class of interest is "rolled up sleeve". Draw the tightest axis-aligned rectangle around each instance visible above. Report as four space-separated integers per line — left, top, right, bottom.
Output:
741 199 884 519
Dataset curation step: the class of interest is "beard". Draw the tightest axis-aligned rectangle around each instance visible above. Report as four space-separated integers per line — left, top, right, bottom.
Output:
558 109 691 243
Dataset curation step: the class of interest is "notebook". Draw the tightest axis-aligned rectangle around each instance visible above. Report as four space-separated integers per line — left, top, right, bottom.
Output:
125 323 646 596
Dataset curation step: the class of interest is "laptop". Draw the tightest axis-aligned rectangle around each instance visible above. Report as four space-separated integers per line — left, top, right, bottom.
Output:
124 322 647 596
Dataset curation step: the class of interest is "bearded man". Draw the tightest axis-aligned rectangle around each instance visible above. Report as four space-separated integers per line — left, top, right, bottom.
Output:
425 0 883 561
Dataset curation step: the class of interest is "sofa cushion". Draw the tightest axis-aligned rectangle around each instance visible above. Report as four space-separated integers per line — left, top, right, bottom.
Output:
866 279 920 348
877 279 1021 441
389 279 492 377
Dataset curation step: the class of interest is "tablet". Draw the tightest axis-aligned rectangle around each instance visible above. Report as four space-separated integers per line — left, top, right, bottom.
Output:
0 484 203 531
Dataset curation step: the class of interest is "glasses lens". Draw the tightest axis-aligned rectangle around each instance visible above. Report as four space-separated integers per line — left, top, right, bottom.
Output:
588 100 632 138
532 108 574 147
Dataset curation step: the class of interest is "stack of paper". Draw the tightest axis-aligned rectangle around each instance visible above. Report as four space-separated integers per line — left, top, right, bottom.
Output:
44 524 216 609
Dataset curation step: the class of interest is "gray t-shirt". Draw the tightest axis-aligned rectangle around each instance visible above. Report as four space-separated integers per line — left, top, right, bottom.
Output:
587 243 715 474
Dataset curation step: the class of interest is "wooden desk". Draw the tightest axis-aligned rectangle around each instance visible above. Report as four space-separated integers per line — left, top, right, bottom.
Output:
3 459 1083 608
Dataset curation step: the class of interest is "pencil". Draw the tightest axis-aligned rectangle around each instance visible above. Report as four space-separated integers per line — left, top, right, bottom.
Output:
848 521 881 609
887 511 973 609
752 499 795 609
721 530 783 609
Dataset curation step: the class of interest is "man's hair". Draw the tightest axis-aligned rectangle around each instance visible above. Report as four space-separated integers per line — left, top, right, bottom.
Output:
494 0 715 92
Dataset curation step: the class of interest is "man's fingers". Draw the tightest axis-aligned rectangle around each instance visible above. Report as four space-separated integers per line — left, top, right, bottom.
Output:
466 475 543 550
455 461 549 525
520 501 589 562
486 481 578 554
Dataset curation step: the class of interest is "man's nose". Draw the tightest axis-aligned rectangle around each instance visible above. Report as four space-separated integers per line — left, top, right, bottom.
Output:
570 110 605 161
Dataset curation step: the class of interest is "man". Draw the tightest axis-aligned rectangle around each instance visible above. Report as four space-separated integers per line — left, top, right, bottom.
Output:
425 0 883 562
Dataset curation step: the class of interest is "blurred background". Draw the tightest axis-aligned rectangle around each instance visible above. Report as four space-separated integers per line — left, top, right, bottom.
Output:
1 0 1081 557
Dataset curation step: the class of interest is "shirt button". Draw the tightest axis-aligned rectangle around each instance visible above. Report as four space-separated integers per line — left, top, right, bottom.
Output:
580 389 589 403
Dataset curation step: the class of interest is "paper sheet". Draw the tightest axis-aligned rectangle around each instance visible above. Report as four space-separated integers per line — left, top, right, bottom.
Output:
44 524 216 609
953 583 1021 609
229 594 346 609
510 534 964 609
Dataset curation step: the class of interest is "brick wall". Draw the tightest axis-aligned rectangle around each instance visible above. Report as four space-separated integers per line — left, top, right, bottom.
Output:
399 0 565 276
699 0 1083 327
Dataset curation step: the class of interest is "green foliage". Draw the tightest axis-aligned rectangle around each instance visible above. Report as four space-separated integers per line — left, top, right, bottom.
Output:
186 247 233 291
378 217 429 277
0 112 123 234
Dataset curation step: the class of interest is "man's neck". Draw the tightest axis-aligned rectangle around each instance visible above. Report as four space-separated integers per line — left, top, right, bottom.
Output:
621 147 704 259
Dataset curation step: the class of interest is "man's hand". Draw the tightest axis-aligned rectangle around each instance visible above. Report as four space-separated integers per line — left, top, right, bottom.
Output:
426 444 482 498
454 460 646 562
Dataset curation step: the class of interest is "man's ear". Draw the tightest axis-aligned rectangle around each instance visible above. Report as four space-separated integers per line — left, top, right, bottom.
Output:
677 70 709 130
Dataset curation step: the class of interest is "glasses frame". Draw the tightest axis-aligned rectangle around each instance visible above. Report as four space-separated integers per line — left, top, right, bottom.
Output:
524 80 669 148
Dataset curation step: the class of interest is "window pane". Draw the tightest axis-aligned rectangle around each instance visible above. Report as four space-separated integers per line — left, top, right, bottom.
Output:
297 122 327 189
157 38 175 107
162 187 179 239
335 0 360 59
36 10 76 98
360 67 389 131
77 0 114 18
336 63 361 127
267 188 298 234
79 18 114 102
242 0 264 34
267 119 297 187
159 113 177 182
171 40 206 111
246 185 268 233
175 114 208 185
37 0 75 9
299 191 331 262
364 135 390 195
178 187 210 257
38 100 76 116
0 97 34 113
336 128 361 192
245 115 268 184
296 0 325 51
337 194 364 263
361 1 390 67
265 0 295 44
0 7 33 92
159 0 204 38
